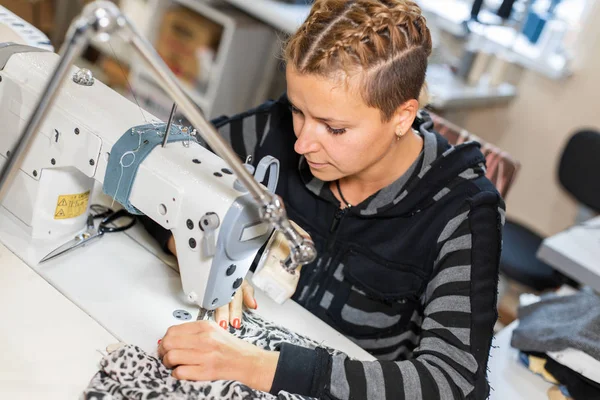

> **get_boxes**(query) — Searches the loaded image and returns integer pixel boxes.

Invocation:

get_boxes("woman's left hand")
[158,320,279,392]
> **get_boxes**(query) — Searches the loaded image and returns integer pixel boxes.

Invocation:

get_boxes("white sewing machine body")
[0,44,272,311]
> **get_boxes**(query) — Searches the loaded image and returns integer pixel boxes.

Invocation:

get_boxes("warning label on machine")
[54,191,90,220]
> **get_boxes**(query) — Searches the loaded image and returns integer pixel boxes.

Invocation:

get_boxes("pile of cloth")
[511,291,600,400]
[82,310,335,400]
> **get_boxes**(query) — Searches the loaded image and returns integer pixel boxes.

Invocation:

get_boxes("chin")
[308,167,338,182]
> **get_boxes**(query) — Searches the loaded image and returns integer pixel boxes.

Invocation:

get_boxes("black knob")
[226,264,236,276]
[233,277,243,289]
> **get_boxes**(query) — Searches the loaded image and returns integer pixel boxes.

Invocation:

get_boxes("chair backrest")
[429,112,521,200]
[559,129,600,213]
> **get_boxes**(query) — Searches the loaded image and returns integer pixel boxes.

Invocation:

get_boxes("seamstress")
[141,0,505,398]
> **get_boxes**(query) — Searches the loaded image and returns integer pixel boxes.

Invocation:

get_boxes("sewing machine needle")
[197,307,212,321]
[162,103,177,147]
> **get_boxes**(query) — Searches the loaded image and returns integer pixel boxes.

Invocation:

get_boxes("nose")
[294,120,321,155]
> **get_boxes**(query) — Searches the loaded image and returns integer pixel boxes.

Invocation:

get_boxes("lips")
[306,160,328,169]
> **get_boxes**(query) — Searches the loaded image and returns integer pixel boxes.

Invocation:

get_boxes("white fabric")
[547,348,600,384]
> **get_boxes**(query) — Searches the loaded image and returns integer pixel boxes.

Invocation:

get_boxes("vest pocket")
[325,248,425,339]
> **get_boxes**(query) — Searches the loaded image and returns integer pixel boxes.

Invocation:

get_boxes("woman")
[144,0,504,398]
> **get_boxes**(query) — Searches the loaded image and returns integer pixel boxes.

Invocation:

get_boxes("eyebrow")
[288,99,349,124]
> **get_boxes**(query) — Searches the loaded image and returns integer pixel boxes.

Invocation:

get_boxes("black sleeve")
[270,344,330,397]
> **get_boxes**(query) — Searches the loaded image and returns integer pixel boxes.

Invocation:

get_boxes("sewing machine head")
[0,34,272,311]
[0,2,316,311]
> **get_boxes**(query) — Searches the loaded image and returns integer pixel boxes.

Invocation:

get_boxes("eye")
[326,125,347,135]
[289,105,302,115]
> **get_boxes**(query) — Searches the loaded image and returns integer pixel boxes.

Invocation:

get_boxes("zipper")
[303,206,349,309]
[326,206,349,251]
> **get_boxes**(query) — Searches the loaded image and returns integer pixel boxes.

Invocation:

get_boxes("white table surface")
[488,321,552,400]
[538,216,600,293]
[0,206,374,359]
[2,232,552,400]
[0,200,555,399]
[0,198,380,399]
[0,242,118,400]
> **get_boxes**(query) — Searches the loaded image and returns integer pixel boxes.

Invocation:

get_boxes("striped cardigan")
[148,97,505,399]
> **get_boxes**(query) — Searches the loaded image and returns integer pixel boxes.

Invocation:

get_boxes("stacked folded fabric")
[511,291,600,400]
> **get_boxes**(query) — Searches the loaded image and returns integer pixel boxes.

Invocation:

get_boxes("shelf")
[128,65,211,121]
[427,64,517,110]
[418,0,506,38]
[221,0,310,34]
[217,0,572,81]
[469,23,571,80]
[420,0,571,80]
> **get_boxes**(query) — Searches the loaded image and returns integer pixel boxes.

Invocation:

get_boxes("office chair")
[500,129,600,291]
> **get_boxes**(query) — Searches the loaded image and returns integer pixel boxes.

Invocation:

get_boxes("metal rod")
[127,24,316,268]
[162,103,177,147]
[128,28,269,208]
[0,19,90,203]
[127,21,316,267]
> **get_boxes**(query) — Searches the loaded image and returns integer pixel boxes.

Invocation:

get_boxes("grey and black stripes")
[361,147,423,216]
[217,122,231,146]
[217,111,271,161]
[362,127,438,216]
[326,208,482,399]
[243,114,259,159]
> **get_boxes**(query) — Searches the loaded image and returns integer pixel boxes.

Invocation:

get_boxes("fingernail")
[219,320,228,330]
[157,339,162,345]
[253,299,258,309]
[233,318,241,329]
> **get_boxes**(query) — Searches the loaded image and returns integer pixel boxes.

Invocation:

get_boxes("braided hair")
[285,0,432,120]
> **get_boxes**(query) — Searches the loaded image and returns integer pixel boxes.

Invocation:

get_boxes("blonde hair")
[285,0,432,120]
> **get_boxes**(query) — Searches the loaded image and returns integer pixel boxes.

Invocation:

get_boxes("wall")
[444,1,600,237]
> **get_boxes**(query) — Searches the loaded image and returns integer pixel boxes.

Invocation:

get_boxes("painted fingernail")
[219,320,228,330]
[253,299,258,309]
[157,339,162,345]
[233,318,241,329]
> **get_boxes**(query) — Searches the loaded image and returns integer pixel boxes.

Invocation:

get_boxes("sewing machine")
[0,1,315,317]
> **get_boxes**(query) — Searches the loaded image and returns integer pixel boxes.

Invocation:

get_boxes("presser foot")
[197,307,214,321]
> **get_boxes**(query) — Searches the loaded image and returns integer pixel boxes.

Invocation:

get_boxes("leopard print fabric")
[83,311,338,400]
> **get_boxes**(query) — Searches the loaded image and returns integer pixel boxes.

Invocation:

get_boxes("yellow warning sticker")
[54,191,90,220]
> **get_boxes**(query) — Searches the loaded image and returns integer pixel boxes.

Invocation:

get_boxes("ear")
[391,99,419,137]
